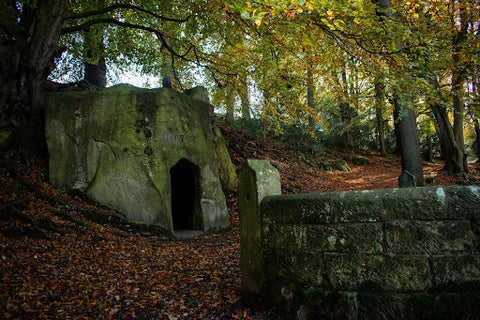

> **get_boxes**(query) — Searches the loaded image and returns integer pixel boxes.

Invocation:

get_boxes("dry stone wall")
[239,160,480,319]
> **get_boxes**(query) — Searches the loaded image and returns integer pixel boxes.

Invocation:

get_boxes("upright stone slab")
[45,85,230,235]
[239,159,281,293]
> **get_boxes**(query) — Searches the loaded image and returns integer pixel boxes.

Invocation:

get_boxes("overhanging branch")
[62,17,235,87]
[64,4,190,23]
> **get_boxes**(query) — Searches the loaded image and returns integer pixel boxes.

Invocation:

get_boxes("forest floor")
[1,123,479,320]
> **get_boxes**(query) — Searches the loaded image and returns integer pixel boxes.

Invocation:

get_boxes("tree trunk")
[431,103,468,174]
[307,66,316,133]
[0,0,67,155]
[375,0,423,186]
[375,77,387,156]
[392,105,401,156]
[84,55,106,88]
[447,0,469,176]
[161,58,173,88]
[474,119,480,163]
[83,0,107,88]
[425,132,433,163]
[239,77,250,120]
[394,96,424,187]
[450,59,469,175]
[161,38,174,89]
[225,90,234,123]
[340,101,355,149]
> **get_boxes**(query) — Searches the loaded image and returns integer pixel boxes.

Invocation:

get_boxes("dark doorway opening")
[170,158,201,231]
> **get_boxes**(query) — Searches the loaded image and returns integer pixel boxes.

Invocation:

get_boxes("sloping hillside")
[218,122,479,193]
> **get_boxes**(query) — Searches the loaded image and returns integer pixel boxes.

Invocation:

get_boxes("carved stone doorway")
[170,158,202,231]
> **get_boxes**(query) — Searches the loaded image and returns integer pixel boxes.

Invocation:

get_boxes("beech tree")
[1,0,67,154]
[0,0,237,156]
[230,0,479,180]
[227,0,424,184]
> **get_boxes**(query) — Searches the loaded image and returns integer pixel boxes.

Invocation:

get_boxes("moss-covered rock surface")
[45,85,229,234]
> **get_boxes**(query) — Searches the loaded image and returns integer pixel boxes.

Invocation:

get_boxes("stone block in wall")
[444,186,480,219]
[433,292,480,319]
[261,187,462,226]
[264,223,383,254]
[322,253,431,291]
[305,223,383,254]
[264,252,432,291]
[332,187,449,221]
[472,220,480,252]
[261,193,338,225]
[263,223,384,255]
[263,251,323,285]
[384,220,474,254]
[357,292,438,320]
[263,224,307,253]
[296,290,359,320]
[432,254,480,290]
[275,290,480,320]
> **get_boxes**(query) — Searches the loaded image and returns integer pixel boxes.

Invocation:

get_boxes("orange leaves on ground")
[1,161,255,319]
[2,125,479,319]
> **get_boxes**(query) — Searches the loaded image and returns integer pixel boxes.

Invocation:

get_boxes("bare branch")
[62,18,157,34]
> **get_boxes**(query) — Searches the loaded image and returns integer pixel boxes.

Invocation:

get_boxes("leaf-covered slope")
[1,124,479,320]
[219,122,479,194]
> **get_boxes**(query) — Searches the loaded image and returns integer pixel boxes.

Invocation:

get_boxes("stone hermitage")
[45,85,232,236]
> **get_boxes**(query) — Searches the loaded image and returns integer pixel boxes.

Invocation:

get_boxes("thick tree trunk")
[83,0,107,88]
[161,56,173,88]
[240,93,250,120]
[0,0,66,155]
[393,96,424,187]
[450,68,469,175]
[445,0,470,177]
[375,0,423,186]
[84,57,107,88]
[431,103,468,175]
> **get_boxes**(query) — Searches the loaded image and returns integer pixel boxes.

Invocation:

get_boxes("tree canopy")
[1,0,480,179]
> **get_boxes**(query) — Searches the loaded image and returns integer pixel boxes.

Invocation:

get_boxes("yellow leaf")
[327,9,334,19]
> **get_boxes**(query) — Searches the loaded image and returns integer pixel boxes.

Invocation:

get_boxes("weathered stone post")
[239,159,281,294]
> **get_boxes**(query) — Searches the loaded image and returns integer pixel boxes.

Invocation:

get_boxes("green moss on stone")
[46,85,229,233]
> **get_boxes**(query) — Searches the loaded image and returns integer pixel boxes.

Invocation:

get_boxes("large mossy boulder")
[45,84,230,234]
